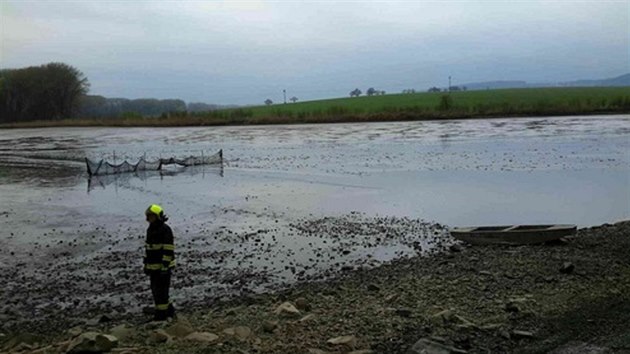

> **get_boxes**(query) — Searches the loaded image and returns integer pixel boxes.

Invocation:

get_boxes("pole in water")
[113,150,116,165]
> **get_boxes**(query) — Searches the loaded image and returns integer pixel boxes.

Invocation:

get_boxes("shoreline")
[3,220,630,353]
[1,110,629,130]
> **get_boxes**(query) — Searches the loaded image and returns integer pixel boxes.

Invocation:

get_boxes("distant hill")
[462,80,529,90]
[562,73,630,87]
[462,73,630,91]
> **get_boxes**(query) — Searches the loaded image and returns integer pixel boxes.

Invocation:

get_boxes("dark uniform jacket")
[144,221,176,273]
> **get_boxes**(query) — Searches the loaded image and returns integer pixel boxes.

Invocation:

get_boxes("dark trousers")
[150,271,175,320]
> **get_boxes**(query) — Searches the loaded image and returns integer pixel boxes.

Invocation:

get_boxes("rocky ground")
[2,221,630,354]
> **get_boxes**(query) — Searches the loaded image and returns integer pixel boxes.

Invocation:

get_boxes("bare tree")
[290,96,298,103]
[264,99,273,106]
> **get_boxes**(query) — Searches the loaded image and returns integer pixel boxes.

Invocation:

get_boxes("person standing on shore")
[144,204,176,321]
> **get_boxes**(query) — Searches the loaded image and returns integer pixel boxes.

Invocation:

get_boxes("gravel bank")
[2,221,630,353]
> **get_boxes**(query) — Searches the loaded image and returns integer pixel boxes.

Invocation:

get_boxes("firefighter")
[144,204,176,321]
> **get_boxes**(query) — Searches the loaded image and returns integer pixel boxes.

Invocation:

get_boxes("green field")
[214,86,630,122]
[177,86,630,126]
[2,87,630,128]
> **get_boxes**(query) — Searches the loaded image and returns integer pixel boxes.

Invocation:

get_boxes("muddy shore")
[2,221,630,353]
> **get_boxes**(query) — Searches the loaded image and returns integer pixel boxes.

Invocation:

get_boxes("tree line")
[0,63,89,123]
[349,87,386,97]
[0,62,234,123]
[79,95,187,118]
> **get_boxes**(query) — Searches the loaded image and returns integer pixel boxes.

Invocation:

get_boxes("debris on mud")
[2,221,630,353]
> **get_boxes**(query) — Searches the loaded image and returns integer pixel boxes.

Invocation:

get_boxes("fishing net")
[87,164,224,191]
[86,150,222,176]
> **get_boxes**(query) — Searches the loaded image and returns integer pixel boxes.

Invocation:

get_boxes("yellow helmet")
[145,204,164,218]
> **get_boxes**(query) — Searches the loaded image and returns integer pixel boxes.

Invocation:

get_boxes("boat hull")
[450,224,577,245]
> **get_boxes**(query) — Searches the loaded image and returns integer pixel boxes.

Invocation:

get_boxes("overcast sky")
[1,1,628,105]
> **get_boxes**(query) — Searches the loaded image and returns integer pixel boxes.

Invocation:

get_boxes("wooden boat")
[450,224,577,245]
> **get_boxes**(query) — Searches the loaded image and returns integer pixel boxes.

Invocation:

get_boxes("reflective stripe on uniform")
[160,260,176,271]
[162,255,173,261]
[146,243,175,251]
[156,303,169,310]
[144,263,162,270]
[145,243,162,250]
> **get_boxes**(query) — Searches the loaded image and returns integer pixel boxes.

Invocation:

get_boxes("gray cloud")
[1,1,628,104]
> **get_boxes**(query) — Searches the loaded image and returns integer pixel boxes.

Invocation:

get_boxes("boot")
[167,303,176,320]
[153,310,168,321]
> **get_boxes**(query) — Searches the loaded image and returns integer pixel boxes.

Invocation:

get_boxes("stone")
[225,307,239,316]
[184,332,219,343]
[86,315,112,327]
[550,341,609,354]
[327,335,357,347]
[385,294,398,302]
[367,284,381,292]
[560,262,575,274]
[452,315,475,327]
[4,333,43,350]
[480,324,502,331]
[348,351,374,354]
[504,302,521,313]
[56,339,72,352]
[150,329,172,343]
[430,309,454,325]
[307,349,328,354]
[96,335,118,350]
[299,314,316,322]
[66,332,118,353]
[396,308,413,317]
[429,336,447,344]
[68,327,83,337]
[407,338,466,354]
[223,326,252,340]
[512,330,534,339]
[295,297,311,311]
[274,302,300,316]
[28,344,55,354]
[109,324,134,341]
[499,330,511,340]
[262,320,278,333]
[11,343,34,352]
[165,321,194,338]
[449,244,463,252]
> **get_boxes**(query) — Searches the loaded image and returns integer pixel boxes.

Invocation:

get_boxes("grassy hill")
[243,86,629,117]
[2,87,629,128]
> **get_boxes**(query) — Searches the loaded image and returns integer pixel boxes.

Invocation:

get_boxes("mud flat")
[2,221,630,353]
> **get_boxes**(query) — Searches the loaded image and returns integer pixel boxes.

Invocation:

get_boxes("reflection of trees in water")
[87,165,224,193]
